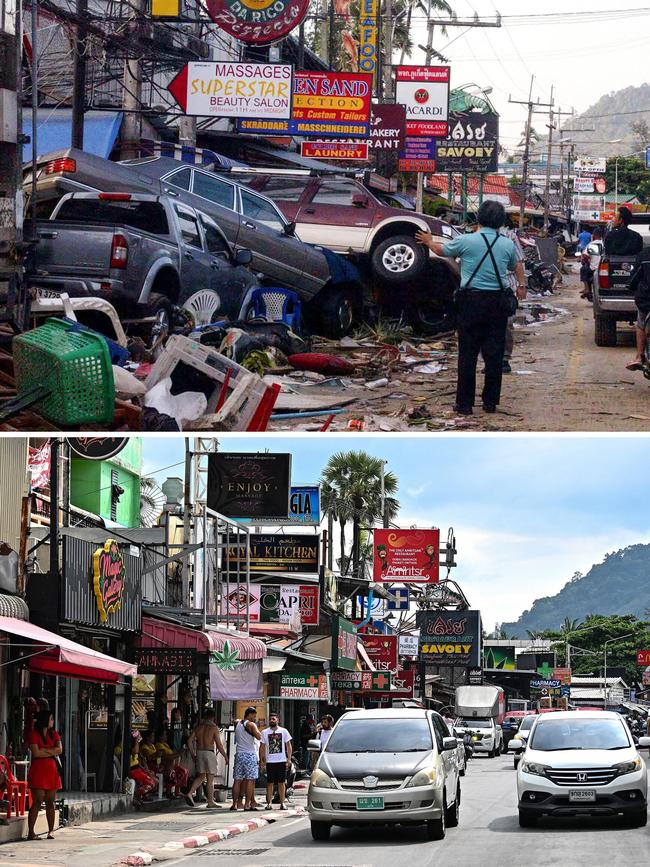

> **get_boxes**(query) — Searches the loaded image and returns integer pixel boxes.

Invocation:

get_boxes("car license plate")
[34,287,63,299]
[612,270,629,277]
[568,789,596,802]
[356,796,384,810]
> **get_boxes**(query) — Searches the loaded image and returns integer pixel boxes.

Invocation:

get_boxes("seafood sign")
[168,62,292,119]
[372,528,440,583]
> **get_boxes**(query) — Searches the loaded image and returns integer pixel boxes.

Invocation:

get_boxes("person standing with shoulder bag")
[417,200,526,415]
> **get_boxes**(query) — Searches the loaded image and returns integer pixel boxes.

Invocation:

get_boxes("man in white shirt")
[318,714,334,748]
[260,712,292,811]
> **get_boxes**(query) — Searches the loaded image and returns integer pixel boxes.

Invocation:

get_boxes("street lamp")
[603,633,634,707]
[563,622,603,667]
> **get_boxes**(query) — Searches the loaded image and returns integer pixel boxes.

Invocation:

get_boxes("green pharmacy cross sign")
[537,661,554,679]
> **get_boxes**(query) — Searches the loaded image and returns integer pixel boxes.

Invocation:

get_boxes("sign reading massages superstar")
[205,0,310,45]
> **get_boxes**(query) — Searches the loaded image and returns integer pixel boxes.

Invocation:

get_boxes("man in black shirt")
[604,207,643,256]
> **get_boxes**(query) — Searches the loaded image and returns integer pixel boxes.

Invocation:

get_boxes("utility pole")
[509,76,553,229]
[120,0,145,160]
[538,94,572,235]
[71,0,87,149]
[0,0,23,300]
[383,0,393,99]
[415,10,436,213]
[178,0,200,149]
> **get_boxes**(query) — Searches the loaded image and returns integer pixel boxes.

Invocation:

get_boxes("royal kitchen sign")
[168,62,292,119]
[417,609,481,666]
[225,534,319,574]
[220,583,320,625]
[205,0,309,45]
[373,528,440,583]
[395,66,450,137]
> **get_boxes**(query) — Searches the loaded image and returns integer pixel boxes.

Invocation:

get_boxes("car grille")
[332,801,411,811]
[545,767,619,787]
[337,779,404,791]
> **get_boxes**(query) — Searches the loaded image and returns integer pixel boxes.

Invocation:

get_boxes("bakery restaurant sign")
[92,539,126,623]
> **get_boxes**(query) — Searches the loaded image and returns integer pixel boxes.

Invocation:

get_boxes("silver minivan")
[307,708,461,841]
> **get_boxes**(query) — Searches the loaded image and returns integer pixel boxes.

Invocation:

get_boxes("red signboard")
[301,141,369,161]
[637,650,650,666]
[298,585,320,626]
[373,529,440,583]
[293,71,372,127]
[205,0,309,45]
[552,667,572,686]
[374,668,415,702]
[395,66,450,138]
[361,635,398,673]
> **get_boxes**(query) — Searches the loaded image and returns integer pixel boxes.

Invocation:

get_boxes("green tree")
[560,617,582,635]
[604,156,650,205]
[321,451,399,578]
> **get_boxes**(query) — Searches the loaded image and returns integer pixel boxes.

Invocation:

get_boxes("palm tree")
[560,617,582,635]
[321,451,399,578]
[526,629,544,640]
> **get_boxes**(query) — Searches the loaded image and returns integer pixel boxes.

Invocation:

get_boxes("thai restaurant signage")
[417,610,482,666]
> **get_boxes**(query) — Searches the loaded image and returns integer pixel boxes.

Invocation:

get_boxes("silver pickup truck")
[26,191,258,332]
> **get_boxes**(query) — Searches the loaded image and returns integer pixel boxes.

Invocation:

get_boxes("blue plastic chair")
[250,287,302,333]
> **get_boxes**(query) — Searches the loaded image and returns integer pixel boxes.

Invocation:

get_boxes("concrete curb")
[122,807,306,865]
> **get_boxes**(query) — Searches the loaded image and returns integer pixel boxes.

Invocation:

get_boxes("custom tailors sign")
[205,0,309,45]
[207,452,291,518]
[373,528,440,582]
[417,610,482,666]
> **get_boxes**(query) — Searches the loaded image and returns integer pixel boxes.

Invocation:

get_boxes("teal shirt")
[442,227,519,291]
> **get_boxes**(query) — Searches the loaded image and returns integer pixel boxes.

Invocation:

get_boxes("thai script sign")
[417,610,481,666]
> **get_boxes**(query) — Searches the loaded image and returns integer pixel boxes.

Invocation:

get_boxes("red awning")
[0,616,137,684]
[139,616,267,660]
[249,623,299,639]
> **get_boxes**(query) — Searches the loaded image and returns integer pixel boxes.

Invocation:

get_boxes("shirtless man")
[185,709,228,808]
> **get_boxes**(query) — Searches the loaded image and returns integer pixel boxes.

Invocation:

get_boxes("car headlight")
[520,761,548,777]
[310,769,336,789]
[614,757,643,776]
[406,768,438,788]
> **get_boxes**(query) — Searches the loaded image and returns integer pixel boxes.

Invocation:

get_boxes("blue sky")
[142,435,650,631]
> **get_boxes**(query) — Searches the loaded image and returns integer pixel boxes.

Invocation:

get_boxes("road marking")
[282,818,306,827]
[566,308,584,385]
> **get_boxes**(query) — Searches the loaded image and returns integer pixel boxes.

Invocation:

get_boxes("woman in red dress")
[26,710,62,840]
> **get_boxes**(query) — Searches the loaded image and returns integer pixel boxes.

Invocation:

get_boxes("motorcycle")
[527,260,555,294]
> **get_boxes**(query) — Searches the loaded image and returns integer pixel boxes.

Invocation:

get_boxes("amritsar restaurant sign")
[207,452,291,519]
[373,528,440,583]
[225,534,319,574]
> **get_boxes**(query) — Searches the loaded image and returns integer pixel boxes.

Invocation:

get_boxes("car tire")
[460,759,466,777]
[627,807,648,828]
[514,756,520,769]
[445,785,461,827]
[317,287,355,339]
[518,810,536,828]
[426,807,446,841]
[146,292,173,358]
[310,821,331,841]
[371,234,428,286]
[594,313,618,347]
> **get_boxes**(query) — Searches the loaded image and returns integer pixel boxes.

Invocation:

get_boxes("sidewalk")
[0,793,307,867]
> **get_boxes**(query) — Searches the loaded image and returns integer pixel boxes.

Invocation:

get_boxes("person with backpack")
[416,200,527,415]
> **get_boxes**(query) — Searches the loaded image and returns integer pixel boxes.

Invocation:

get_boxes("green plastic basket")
[13,318,115,426]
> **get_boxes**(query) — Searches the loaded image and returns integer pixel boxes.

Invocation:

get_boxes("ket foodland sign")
[168,62,292,119]
[225,533,319,574]
[220,582,320,625]
[205,0,309,45]
[92,539,126,623]
[301,141,369,161]
[280,672,329,700]
[395,66,450,138]
[373,528,440,583]
[331,670,392,692]
[207,452,291,519]
[360,634,398,673]
[238,71,372,137]
[417,609,481,666]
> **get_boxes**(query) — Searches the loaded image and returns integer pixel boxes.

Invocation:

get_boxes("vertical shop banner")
[373,529,440,583]
[361,634,398,673]
[417,609,481,666]
[332,616,357,670]
[210,647,263,700]
[28,442,50,489]
[358,0,379,81]
[395,66,450,137]
[207,452,291,518]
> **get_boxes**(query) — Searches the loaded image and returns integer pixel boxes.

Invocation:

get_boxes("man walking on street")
[261,712,292,811]
[231,706,262,812]
[185,708,228,809]
[318,714,335,748]
[417,200,527,415]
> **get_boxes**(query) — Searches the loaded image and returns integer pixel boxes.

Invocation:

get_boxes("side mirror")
[508,739,524,752]
[351,193,368,208]
[235,248,253,266]
[283,221,296,236]
[307,738,322,751]
[442,737,458,751]
[638,736,650,748]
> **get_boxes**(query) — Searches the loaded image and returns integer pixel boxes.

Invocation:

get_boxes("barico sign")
[417,610,481,666]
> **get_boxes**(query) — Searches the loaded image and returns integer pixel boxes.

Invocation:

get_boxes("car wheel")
[445,784,460,828]
[514,757,520,770]
[147,292,173,359]
[426,806,446,840]
[594,313,617,347]
[518,810,536,828]
[371,234,428,286]
[310,821,331,841]
[460,759,466,777]
[626,807,648,828]
[316,287,355,339]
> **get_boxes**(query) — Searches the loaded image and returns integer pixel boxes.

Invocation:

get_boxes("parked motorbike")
[527,260,555,294]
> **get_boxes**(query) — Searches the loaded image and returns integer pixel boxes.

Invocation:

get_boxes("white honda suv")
[516,710,648,827]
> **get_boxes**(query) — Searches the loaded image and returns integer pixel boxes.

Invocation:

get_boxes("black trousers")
[456,291,509,409]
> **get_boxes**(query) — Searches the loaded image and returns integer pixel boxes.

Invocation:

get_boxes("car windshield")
[457,719,491,728]
[325,718,432,753]
[518,716,536,732]
[529,718,630,751]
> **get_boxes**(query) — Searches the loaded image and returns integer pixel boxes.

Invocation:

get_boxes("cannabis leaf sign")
[211,641,241,671]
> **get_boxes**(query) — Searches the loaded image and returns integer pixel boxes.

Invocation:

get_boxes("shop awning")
[0,616,136,684]
[139,615,266,660]
[23,109,123,162]
[249,623,300,639]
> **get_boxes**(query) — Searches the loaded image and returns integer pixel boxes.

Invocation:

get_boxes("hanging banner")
[28,442,50,489]
[207,453,291,518]
[395,66,450,137]
[436,99,499,174]
[209,651,263,700]
[280,672,330,700]
[332,616,357,670]
[358,0,379,80]
[373,529,440,583]
[361,634,398,673]
[301,141,369,161]
[204,0,309,45]
[168,62,293,119]
[417,610,481,666]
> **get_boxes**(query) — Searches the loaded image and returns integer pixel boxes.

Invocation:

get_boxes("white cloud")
[407,485,427,498]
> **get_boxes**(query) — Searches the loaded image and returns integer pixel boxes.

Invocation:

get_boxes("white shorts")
[196,750,219,775]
